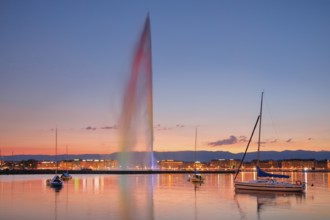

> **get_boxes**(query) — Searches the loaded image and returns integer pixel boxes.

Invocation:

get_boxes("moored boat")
[61,145,72,181]
[61,172,72,180]
[47,175,63,188]
[234,92,305,192]
[188,173,204,183]
[188,128,204,183]
[234,180,305,192]
[47,128,63,187]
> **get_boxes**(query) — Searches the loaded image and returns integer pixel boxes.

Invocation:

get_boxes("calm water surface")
[0,172,329,220]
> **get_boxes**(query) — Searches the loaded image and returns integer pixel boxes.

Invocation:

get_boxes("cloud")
[155,126,172,131]
[264,138,278,143]
[101,125,117,130]
[238,136,248,143]
[83,125,118,131]
[85,126,97,131]
[257,138,279,145]
[270,138,278,143]
[208,135,238,147]
[154,124,184,131]
[286,138,293,143]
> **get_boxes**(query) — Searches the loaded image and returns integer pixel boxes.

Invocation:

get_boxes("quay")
[0,169,236,175]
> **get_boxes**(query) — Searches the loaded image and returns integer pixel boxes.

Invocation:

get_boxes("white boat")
[47,128,63,187]
[235,168,305,192]
[234,92,305,192]
[188,173,204,183]
[188,128,204,183]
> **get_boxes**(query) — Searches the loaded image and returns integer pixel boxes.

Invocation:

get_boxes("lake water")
[0,172,329,220]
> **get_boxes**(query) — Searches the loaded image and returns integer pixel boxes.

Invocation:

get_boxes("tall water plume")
[118,15,154,169]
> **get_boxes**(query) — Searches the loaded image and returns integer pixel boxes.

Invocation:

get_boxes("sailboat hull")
[50,181,63,188]
[47,175,63,188]
[234,180,305,192]
[61,176,72,181]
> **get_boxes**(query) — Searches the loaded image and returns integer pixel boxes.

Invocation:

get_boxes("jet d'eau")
[117,15,155,170]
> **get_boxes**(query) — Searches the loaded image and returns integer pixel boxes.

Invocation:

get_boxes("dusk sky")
[1,0,329,155]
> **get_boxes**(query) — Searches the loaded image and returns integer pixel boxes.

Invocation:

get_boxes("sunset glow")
[0,1,329,156]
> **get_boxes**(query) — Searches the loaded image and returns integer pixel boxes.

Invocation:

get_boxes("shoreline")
[0,169,236,175]
[1,169,329,175]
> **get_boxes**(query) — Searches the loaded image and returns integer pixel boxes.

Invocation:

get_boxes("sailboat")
[47,128,63,188]
[188,127,204,183]
[61,145,72,180]
[234,92,305,192]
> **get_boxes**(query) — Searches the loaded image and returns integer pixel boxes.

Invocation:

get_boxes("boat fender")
[296,180,302,185]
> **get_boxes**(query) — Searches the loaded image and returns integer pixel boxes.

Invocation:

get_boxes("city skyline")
[1,1,329,155]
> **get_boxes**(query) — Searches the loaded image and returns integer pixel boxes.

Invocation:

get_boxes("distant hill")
[2,150,330,162]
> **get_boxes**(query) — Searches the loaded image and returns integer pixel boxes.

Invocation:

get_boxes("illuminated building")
[37,161,57,169]
[77,159,118,170]
[258,160,280,169]
[210,159,240,170]
[158,160,184,170]
[281,159,317,170]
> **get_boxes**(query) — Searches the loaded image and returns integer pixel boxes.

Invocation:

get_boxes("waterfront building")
[58,160,74,170]
[315,160,329,170]
[281,159,317,170]
[37,161,57,170]
[258,160,281,169]
[158,160,184,170]
[210,159,240,170]
[79,159,118,170]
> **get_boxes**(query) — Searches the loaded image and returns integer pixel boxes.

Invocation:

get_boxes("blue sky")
[0,0,329,154]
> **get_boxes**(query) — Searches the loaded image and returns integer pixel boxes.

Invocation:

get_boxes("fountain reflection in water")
[119,175,154,220]
[118,15,155,170]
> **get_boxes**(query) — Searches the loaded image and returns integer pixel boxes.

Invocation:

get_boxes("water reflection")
[192,181,202,220]
[54,188,59,220]
[50,185,63,192]
[1,173,330,220]
[235,189,305,219]
[70,175,155,220]
[120,175,155,220]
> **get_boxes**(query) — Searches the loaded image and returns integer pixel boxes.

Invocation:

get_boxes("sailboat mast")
[55,128,58,174]
[66,145,68,173]
[194,127,197,171]
[234,115,260,181]
[257,92,264,167]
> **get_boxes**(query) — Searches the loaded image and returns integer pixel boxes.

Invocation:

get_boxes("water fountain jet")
[118,15,155,170]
